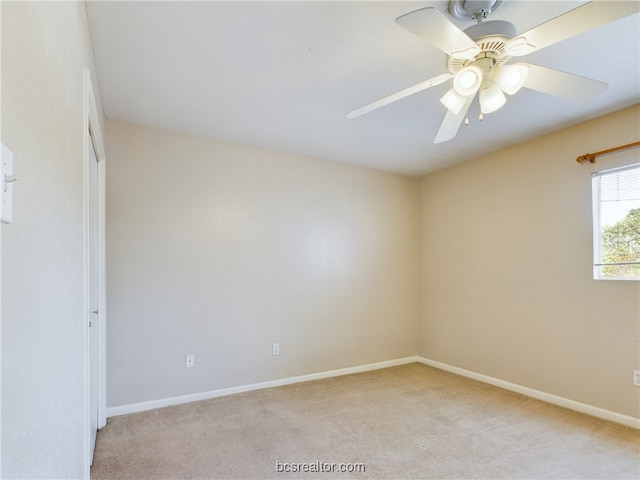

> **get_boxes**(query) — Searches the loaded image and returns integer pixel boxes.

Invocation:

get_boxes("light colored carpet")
[91,363,639,479]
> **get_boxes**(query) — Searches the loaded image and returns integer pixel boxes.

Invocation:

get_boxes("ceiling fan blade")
[434,94,474,144]
[346,73,453,119]
[520,63,607,101]
[506,1,640,56]
[396,7,480,60]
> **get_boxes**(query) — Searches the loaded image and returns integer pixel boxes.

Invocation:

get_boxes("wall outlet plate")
[633,370,640,387]
[272,343,280,356]
[185,354,195,368]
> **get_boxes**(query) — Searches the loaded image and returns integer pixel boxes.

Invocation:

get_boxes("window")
[592,164,640,280]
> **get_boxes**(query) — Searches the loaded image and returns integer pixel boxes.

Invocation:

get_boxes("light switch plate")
[1,143,15,224]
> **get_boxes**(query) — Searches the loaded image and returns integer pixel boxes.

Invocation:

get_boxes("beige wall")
[1,1,104,478]
[108,107,639,419]
[418,105,640,418]
[1,4,637,477]
[106,119,418,408]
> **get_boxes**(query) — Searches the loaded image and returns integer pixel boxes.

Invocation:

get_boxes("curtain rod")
[576,141,640,164]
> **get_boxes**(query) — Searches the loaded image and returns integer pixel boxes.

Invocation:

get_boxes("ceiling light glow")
[479,84,506,114]
[459,71,477,89]
[453,66,482,96]
[493,64,529,95]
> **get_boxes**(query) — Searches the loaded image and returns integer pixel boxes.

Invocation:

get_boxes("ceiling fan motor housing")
[446,20,516,80]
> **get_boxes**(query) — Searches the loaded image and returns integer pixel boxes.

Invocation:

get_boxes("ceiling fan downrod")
[449,0,504,23]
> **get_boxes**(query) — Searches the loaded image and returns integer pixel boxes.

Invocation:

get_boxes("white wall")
[1,2,104,478]
[418,105,640,419]
[106,120,418,408]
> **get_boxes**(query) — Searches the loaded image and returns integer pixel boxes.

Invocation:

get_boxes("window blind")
[592,163,640,280]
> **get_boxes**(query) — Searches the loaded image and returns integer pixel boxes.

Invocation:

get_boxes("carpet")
[91,363,639,479]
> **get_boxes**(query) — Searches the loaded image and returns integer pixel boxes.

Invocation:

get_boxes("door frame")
[83,67,106,470]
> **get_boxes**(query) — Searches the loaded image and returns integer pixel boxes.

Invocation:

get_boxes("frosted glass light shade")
[453,66,482,96]
[493,64,529,95]
[440,88,467,114]
[479,84,506,113]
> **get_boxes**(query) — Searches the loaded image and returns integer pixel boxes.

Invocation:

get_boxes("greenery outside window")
[592,163,640,280]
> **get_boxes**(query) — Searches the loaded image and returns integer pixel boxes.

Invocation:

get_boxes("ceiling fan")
[346,0,639,143]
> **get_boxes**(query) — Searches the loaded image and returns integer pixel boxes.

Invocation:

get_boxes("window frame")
[591,163,640,281]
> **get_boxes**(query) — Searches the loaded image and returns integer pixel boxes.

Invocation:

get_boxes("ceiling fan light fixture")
[479,84,506,114]
[493,64,529,95]
[453,66,482,96]
[440,88,467,114]
[351,1,632,143]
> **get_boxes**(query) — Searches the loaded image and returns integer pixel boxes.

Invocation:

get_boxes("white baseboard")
[107,355,639,429]
[417,356,640,429]
[106,356,419,418]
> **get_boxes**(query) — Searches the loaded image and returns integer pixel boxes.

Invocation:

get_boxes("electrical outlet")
[272,343,280,356]
[185,354,195,368]
[633,370,640,387]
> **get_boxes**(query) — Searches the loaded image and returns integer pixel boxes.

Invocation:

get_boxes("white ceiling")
[85,1,640,176]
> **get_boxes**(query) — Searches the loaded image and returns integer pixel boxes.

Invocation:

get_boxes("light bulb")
[479,84,506,114]
[459,71,477,89]
[453,66,482,96]
[493,64,528,95]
